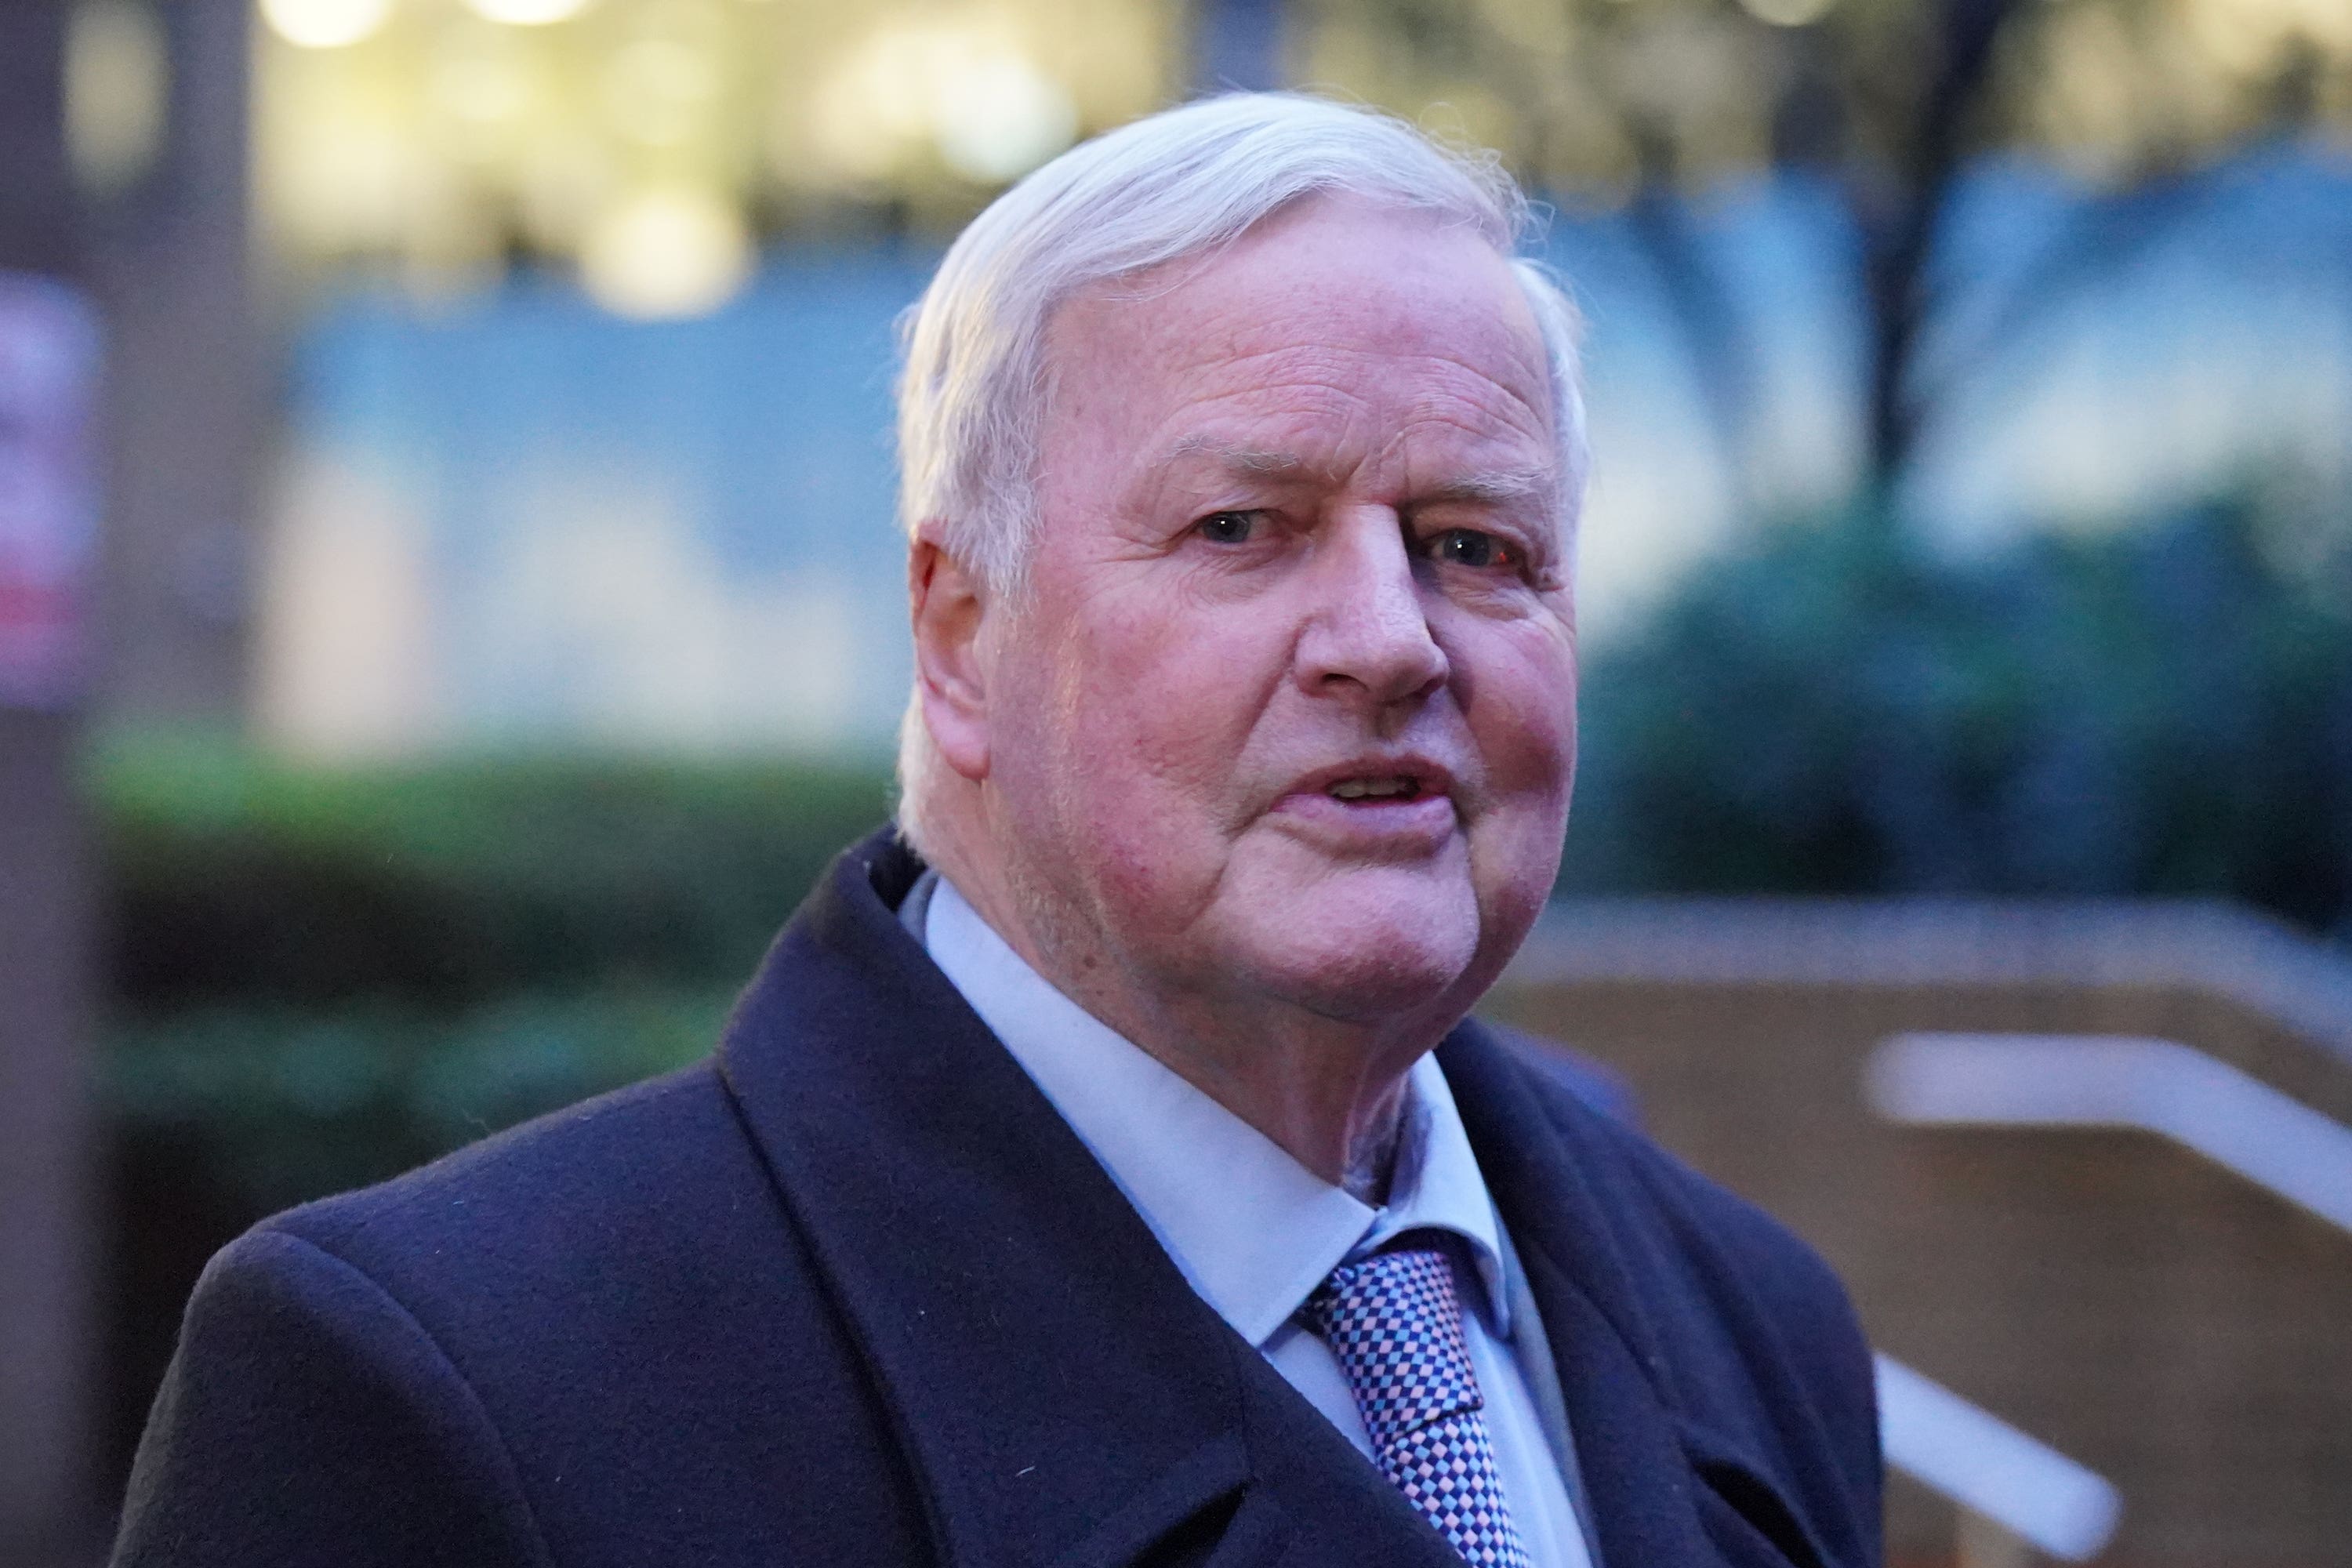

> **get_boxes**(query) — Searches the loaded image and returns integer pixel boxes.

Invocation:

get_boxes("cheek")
[1049,596,1286,815]
[1035,662,1243,938]
[1464,621,1579,801]
[1459,624,1577,937]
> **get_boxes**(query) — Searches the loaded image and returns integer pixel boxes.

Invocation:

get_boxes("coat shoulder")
[265,1059,752,1282]
[235,1058,823,1440]
[132,1051,935,1567]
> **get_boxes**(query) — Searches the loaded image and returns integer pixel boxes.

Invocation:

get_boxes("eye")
[1426,528,1521,571]
[1195,510,1265,545]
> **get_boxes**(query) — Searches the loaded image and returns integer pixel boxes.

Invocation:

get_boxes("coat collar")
[717,830,1808,1568]
[1439,1032,1847,1568]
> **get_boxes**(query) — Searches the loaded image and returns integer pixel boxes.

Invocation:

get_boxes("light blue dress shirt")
[916,873,1597,1568]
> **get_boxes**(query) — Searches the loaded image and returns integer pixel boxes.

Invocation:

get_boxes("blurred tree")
[1290,0,2352,491]
[1565,492,2352,940]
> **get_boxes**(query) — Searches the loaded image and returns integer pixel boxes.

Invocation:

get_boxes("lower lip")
[1272,790,1459,852]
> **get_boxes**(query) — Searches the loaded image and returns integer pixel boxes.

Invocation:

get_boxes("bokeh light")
[260,0,392,50]
[577,183,752,318]
[1736,0,1836,29]
[812,14,1078,184]
[466,0,593,26]
[601,38,720,147]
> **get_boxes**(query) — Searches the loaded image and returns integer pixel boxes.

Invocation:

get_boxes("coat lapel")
[716,834,1462,1568]
[1441,1023,1833,1568]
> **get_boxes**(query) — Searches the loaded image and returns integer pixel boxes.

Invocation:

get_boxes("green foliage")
[93,739,895,1009]
[105,986,733,1210]
[90,742,890,1208]
[1564,497,2352,940]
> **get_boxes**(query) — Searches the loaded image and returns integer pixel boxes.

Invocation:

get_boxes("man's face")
[979,195,1577,1032]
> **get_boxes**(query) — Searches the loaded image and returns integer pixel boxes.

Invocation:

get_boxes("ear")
[908,528,993,784]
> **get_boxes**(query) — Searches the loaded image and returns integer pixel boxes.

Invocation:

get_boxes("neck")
[924,834,1438,1196]
[1105,996,1422,1196]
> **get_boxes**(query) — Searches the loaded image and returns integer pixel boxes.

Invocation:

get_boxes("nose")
[1294,508,1450,710]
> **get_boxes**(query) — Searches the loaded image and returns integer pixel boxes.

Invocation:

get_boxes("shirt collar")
[921,873,1510,1347]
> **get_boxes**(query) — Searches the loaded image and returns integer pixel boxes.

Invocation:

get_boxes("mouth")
[1274,760,1461,852]
[1298,755,1455,805]
[1327,775,1429,803]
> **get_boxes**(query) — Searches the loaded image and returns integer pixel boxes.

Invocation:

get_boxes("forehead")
[1038,197,1555,499]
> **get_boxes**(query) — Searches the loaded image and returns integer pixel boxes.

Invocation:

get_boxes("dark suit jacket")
[114,830,1882,1568]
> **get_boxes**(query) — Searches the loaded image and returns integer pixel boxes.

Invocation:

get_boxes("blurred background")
[2,0,2348,1563]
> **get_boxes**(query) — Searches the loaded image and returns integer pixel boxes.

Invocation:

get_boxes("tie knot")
[1304,1244,1484,1446]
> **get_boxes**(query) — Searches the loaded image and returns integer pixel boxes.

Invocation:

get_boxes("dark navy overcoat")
[114,831,1882,1568]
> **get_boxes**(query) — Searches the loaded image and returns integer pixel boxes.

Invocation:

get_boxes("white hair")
[894,91,1589,852]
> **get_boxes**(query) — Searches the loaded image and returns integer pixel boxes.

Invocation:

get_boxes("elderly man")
[114,96,1880,1568]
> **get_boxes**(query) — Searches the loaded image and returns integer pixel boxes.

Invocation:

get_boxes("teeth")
[1330,777,1419,800]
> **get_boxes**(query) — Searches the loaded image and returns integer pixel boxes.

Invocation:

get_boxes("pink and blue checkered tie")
[1305,1244,1533,1568]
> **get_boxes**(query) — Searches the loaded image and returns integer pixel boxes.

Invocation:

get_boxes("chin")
[1229,869,1487,1023]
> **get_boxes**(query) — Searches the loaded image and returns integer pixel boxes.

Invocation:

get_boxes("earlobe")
[909,531,993,783]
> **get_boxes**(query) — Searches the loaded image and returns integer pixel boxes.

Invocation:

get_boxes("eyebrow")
[1163,436,1307,476]
[1417,466,1557,508]
[1161,437,1555,506]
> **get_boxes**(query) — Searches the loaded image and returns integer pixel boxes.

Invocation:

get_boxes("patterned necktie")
[1304,1243,1534,1568]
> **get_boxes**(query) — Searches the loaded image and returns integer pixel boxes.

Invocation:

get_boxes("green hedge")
[104,985,734,1210]
[1565,496,2352,941]
[92,743,893,1209]
[96,740,895,1010]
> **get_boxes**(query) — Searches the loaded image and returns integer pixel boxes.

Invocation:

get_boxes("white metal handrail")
[1867,1033,2352,1235]
[1875,1355,2122,1561]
